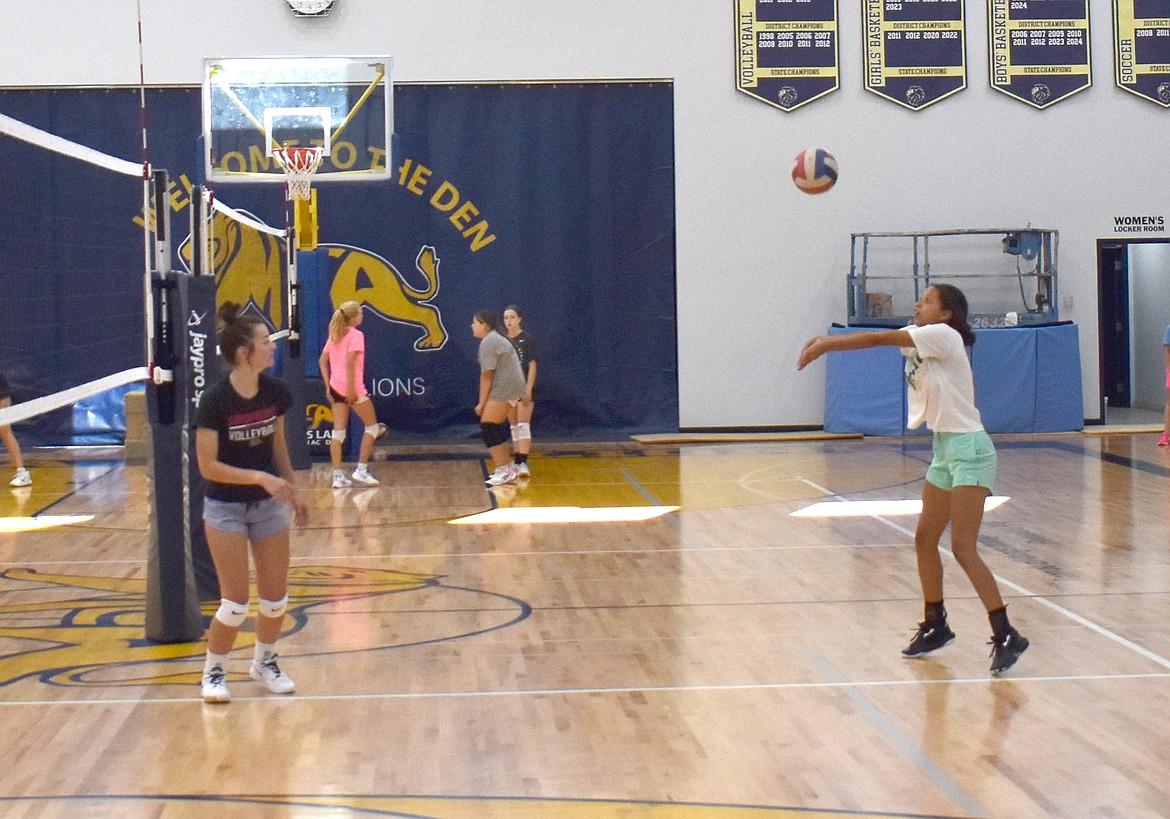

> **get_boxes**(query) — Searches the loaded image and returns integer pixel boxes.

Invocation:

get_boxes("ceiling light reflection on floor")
[791,497,1009,518]
[0,515,95,533]
[451,506,680,525]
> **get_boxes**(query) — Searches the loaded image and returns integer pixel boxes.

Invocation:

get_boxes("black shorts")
[0,372,11,401]
[328,386,371,406]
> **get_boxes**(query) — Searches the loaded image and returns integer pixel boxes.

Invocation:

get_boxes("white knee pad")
[258,596,288,619]
[215,598,249,628]
[513,422,531,441]
[331,429,347,444]
[363,422,384,439]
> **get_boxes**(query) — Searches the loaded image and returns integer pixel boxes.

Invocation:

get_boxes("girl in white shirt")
[798,284,1028,675]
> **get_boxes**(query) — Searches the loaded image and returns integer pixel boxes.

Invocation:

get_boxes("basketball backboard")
[202,56,393,184]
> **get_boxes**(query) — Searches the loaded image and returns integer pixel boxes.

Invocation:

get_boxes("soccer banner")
[988,0,1091,108]
[1113,0,1170,107]
[735,0,840,111]
[864,0,967,109]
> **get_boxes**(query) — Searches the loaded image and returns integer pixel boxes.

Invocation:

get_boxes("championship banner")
[1113,0,1170,107]
[736,0,840,111]
[988,0,1091,108]
[864,0,967,109]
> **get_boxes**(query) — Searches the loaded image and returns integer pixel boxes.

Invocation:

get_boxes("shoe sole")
[202,691,231,704]
[990,637,1029,675]
[901,634,956,657]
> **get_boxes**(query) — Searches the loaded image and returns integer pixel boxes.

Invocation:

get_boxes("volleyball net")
[0,110,294,442]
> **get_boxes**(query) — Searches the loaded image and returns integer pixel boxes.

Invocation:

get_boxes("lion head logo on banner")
[180,210,447,351]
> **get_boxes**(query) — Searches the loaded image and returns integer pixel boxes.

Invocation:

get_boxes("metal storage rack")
[847,228,1059,328]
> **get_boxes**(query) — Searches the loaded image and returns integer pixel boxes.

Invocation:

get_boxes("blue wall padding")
[824,324,1082,435]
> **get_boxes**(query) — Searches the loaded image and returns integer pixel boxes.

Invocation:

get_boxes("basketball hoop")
[272,146,324,201]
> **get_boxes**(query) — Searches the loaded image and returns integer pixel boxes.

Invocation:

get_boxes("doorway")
[1097,238,1170,422]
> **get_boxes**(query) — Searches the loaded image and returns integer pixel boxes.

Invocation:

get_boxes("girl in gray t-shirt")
[471,311,525,485]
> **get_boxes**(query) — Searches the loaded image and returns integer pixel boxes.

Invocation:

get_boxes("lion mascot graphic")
[182,209,447,351]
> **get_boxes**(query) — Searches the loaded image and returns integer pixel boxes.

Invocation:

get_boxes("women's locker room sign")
[735,0,840,111]
[988,0,1092,108]
[863,0,967,109]
[1113,0,1170,106]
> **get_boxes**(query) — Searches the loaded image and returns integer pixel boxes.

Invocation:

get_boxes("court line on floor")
[2,670,1168,708]
[799,477,1170,672]
[812,653,987,818]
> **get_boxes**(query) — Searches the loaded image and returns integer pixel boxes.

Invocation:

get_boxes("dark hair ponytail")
[933,283,976,347]
[217,301,267,366]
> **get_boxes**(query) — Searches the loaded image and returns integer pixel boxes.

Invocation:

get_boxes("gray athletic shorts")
[203,496,291,540]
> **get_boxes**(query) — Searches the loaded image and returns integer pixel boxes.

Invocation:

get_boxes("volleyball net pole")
[143,169,218,644]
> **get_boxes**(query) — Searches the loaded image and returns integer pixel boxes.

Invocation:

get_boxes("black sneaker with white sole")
[989,628,1029,675]
[902,620,956,657]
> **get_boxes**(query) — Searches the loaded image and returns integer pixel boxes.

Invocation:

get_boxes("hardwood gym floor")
[1,432,1168,818]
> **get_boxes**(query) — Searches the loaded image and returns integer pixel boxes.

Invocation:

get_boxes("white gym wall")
[6,0,1165,427]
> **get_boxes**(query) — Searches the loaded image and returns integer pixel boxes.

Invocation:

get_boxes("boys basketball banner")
[0,83,678,444]
[1113,0,1170,107]
[988,0,1091,108]
[864,0,967,109]
[735,0,840,110]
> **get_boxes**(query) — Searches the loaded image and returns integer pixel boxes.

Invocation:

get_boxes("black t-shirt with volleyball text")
[195,373,291,503]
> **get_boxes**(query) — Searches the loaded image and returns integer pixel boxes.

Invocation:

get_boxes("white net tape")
[210,199,286,237]
[273,147,324,201]
[0,368,150,428]
[0,112,141,176]
[0,325,291,429]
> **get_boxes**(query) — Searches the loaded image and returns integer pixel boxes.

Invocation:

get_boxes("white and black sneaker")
[250,653,296,694]
[9,468,31,487]
[332,469,353,489]
[352,464,379,486]
[485,465,519,486]
[201,665,231,703]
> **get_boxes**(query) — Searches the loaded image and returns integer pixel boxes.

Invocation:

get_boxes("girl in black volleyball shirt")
[503,305,538,477]
[195,303,308,703]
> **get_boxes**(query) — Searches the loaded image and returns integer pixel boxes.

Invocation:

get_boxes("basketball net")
[272,146,324,201]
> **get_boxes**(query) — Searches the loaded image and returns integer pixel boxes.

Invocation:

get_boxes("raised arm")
[797,328,915,370]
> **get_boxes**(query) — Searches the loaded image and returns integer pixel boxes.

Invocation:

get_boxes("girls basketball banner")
[988,0,1091,108]
[735,0,840,111]
[864,0,967,109]
[1113,0,1170,107]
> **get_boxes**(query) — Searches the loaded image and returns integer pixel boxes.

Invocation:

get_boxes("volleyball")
[791,148,838,194]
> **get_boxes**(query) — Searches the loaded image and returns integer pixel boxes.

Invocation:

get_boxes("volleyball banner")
[0,83,678,444]
[1113,0,1170,107]
[864,0,968,109]
[735,0,840,111]
[988,0,1092,108]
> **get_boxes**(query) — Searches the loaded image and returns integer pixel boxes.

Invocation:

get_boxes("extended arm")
[797,328,915,370]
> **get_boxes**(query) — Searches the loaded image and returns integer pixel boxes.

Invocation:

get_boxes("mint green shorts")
[926,431,996,492]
